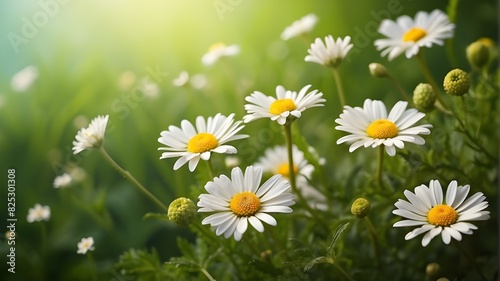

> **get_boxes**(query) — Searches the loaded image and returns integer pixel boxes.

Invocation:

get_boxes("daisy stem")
[330,261,355,281]
[98,147,169,212]
[415,53,452,114]
[387,74,412,103]
[332,68,347,108]
[453,240,489,281]
[200,267,216,281]
[364,217,382,271]
[190,221,243,273]
[376,146,385,190]
[283,123,329,231]
[206,158,216,180]
[87,252,98,281]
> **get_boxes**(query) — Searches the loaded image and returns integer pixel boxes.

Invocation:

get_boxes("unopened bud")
[413,83,436,112]
[426,262,441,278]
[443,69,470,96]
[466,41,489,70]
[167,197,196,226]
[369,63,389,78]
[351,198,371,218]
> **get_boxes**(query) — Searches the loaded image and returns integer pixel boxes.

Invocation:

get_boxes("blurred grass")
[0,0,498,280]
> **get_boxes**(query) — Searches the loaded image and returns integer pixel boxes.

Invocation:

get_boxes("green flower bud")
[436,278,449,281]
[167,197,196,226]
[443,69,471,96]
[351,198,371,218]
[368,63,389,78]
[466,41,490,70]
[426,262,441,278]
[413,83,436,112]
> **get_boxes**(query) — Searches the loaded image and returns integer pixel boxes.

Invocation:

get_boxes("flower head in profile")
[305,36,353,68]
[198,166,294,241]
[27,204,50,223]
[202,42,240,66]
[393,180,489,246]
[11,65,38,92]
[158,113,248,172]
[335,99,432,156]
[72,115,109,155]
[254,145,326,209]
[281,13,318,40]
[53,173,72,188]
[77,237,95,254]
[374,9,455,60]
[244,85,325,125]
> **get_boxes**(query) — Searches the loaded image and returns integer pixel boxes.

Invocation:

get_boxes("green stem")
[200,267,216,281]
[99,147,168,211]
[453,241,488,281]
[40,222,48,259]
[87,252,98,281]
[415,53,451,113]
[331,261,355,281]
[376,146,385,190]
[283,124,330,231]
[332,68,347,108]
[364,217,382,271]
[388,75,411,103]
[206,158,216,180]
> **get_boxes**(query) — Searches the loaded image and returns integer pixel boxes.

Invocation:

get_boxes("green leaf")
[304,256,329,272]
[326,222,350,259]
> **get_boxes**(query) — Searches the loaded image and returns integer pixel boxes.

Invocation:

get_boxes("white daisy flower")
[281,13,318,40]
[243,85,325,125]
[172,71,190,87]
[255,145,326,210]
[190,74,208,90]
[11,65,38,92]
[305,35,354,68]
[393,180,490,247]
[374,9,455,61]
[198,166,294,241]
[158,113,248,172]
[202,42,240,66]
[335,99,432,156]
[27,204,50,223]
[77,237,95,254]
[53,173,72,188]
[72,115,109,155]
[139,77,160,98]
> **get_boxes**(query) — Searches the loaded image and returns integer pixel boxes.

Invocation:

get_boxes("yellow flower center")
[230,192,261,217]
[269,99,297,115]
[403,27,427,42]
[277,163,299,178]
[366,119,399,139]
[427,204,458,226]
[187,133,218,153]
[208,42,226,52]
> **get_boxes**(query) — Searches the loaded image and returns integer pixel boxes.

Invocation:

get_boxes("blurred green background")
[0,0,497,280]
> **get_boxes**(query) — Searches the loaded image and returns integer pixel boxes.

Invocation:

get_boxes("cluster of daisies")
[62,8,489,248]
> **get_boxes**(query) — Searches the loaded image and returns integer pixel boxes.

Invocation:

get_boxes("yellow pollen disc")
[403,27,427,42]
[427,204,458,226]
[208,42,226,52]
[277,163,299,178]
[230,192,261,217]
[366,119,399,139]
[269,99,297,115]
[187,133,218,153]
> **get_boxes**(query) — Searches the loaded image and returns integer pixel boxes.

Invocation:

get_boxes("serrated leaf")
[176,237,197,261]
[304,256,329,272]
[326,222,350,259]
